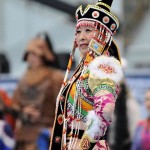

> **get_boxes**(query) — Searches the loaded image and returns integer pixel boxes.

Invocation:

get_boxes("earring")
[74,40,78,48]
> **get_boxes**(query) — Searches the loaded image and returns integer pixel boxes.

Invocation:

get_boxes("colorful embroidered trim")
[93,84,116,96]
[68,95,91,118]
[68,83,93,116]
[80,134,91,149]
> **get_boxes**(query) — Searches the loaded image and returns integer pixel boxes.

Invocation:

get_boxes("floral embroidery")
[99,64,115,74]
[93,93,115,137]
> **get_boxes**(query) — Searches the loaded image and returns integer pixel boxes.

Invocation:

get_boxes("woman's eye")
[86,29,92,32]
[76,30,81,34]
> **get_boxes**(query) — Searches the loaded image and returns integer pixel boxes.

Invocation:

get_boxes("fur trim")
[88,56,123,83]
[85,110,101,141]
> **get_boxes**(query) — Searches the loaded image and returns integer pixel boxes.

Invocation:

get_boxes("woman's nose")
[79,31,86,41]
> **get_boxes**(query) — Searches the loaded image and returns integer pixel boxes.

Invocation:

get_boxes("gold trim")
[88,39,104,55]
[80,134,97,149]
[83,4,91,14]
[75,4,119,28]
[96,2,111,10]
[80,134,91,149]
[75,5,82,15]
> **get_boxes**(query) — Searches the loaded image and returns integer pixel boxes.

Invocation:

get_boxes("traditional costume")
[50,0,123,149]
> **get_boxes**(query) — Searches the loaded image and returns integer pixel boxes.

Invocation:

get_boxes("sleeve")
[80,55,123,149]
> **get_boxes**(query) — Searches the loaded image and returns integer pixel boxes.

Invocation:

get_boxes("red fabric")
[0,89,16,130]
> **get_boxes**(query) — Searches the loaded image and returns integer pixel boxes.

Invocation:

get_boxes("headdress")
[76,0,119,35]
[75,0,121,61]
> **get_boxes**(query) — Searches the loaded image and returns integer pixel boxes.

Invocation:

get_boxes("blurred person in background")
[12,33,64,150]
[0,89,15,150]
[132,88,150,150]
[50,0,123,149]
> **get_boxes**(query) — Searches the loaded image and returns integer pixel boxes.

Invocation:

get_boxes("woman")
[12,33,64,150]
[132,89,150,150]
[50,0,123,149]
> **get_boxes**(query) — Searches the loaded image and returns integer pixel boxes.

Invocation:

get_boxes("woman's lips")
[79,43,88,48]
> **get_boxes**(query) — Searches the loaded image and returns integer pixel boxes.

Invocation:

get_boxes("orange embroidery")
[81,136,91,149]
[99,64,115,74]
[84,53,94,65]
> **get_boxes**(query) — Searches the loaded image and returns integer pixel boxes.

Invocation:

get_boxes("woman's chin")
[80,49,89,56]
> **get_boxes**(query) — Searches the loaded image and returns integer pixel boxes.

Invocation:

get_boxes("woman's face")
[27,52,43,69]
[76,26,98,57]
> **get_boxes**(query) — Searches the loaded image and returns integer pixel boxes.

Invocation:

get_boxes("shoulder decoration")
[88,55,123,83]
[85,110,102,141]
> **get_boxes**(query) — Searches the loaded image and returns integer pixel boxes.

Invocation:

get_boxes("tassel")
[55,41,76,112]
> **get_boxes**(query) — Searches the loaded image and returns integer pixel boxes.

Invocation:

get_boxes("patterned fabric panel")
[67,82,94,122]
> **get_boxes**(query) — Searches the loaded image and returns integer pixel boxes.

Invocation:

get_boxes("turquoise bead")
[94,43,99,49]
